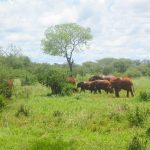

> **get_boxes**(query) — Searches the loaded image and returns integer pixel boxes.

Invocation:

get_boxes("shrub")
[0,95,5,110]
[139,91,150,102]
[127,134,147,150]
[128,107,145,127]
[15,104,29,117]
[37,68,75,95]
[61,83,75,96]
[0,78,13,98]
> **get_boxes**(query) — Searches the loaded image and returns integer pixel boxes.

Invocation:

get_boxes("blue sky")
[0,0,150,64]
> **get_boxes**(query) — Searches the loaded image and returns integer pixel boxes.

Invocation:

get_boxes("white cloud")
[0,0,149,64]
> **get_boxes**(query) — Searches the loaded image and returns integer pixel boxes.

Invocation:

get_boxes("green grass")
[0,77,150,150]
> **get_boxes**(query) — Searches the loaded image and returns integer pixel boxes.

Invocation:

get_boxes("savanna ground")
[0,77,150,150]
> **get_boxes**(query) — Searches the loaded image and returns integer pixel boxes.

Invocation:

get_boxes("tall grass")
[0,77,150,150]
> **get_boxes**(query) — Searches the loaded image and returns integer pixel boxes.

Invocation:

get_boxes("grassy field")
[0,77,150,150]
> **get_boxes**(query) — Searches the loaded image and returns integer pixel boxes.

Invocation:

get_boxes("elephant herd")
[76,75,134,98]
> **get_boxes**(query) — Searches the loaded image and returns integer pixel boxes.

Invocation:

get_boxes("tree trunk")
[68,62,73,74]
[66,58,73,75]
[65,52,74,75]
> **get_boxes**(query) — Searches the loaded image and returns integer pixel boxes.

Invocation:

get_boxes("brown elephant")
[89,75,116,81]
[89,75,103,81]
[101,75,117,81]
[110,78,134,97]
[66,75,76,85]
[77,81,93,92]
[90,80,113,94]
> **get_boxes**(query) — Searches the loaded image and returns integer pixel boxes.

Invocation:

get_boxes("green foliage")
[37,68,74,95]
[15,104,30,117]
[42,23,92,56]
[139,91,150,102]
[128,107,145,127]
[61,83,75,96]
[21,74,37,86]
[42,23,92,73]
[30,138,76,150]
[102,66,113,75]
[126,68,142,77]
[127,134,147,150]
[108,112,122,122]
[113,59,132,73]
[0,95,5,110]
[0,78,13,98]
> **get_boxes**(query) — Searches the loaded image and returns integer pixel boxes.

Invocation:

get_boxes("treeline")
[1,55,150,81]
[73,58,150,77]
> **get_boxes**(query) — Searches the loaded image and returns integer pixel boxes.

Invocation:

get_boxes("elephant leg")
[127,90,129,97]
[94,89,97,94]
[115,89,119,97]
[130,89,134,97]
[98,89,101,94]
[106,89,108,94]
[90,88,92,93]
[91,89,94,94]
[81,88,85,93]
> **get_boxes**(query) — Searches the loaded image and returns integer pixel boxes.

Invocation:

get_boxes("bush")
[37,68,75,95]
[0,78,13,98]
[139,91,150,102]
[127,134,147,150]
[128,107,145,127]
[61,83,75,96]
[0,95,5,110]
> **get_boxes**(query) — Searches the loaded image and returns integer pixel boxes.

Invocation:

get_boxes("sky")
[0,0,150,64]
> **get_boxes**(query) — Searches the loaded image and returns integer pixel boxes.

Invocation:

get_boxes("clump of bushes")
[61,83,75,96]
[139,91,150,102]
[127,134,147,150]
[37,68,75,96]
[0,95,5,111]
[128,107,145,127]
[15,104,30,117]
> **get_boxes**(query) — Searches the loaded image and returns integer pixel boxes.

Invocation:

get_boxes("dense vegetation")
[0,55,150,80]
